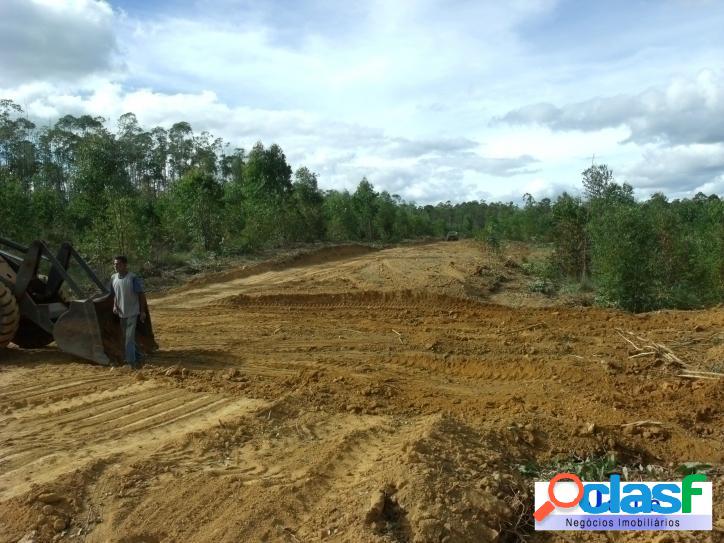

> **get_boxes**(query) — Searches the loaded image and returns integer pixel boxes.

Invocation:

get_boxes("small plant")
[528,278,556,295]
[593,292,618,308]
[675,462,713,476]
[521,258,557,279]
[522,257,559,295]
[525,453,619,482]
[554,454,619,481]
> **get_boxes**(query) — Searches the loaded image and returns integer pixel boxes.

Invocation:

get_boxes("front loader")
[0,237,157,364]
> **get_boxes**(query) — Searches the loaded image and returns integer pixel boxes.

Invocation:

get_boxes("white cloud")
[499,70,724,146]
[113,0,562,132]
[0,0,117,85]
[626,143,724,195]
[2,1,724,202]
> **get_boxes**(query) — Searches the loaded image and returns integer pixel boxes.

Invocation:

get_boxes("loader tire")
[0,282,20,348]
[12,319,54,349]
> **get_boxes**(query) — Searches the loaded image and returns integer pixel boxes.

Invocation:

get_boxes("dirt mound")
[216,289,488,311]
[176,244,379,292]
[151,240,528,309]
[360,415,531,543]
[152,240,605,311]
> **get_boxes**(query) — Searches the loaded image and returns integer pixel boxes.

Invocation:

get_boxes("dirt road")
[1,241,722,542]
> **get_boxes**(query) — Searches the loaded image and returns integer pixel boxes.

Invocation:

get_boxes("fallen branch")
[681,369,724,377]
[629,351,656,359]
[616,330,641,350]
[391,329,404,344]
[672,331,724,347]
[615,328,691,368]
[677,373,721,381]
[621,420,663,428]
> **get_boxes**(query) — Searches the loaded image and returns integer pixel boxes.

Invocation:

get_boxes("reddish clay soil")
[1,241,722,542]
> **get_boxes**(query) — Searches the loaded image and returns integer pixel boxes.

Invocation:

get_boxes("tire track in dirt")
[0,375,121,403]
[85,407,420,542]
[20,387,181,428]
[0,386,179,459]
[0,374,267,501]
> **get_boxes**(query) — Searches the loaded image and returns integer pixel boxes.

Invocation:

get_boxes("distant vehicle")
[445,231,459,241]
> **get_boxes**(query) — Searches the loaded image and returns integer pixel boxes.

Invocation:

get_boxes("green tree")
[166,168,224,251]
[323,190,357,241]
[240,143,294,248]
[589,205,660,312]
[374,191,398,241]
[242,142,293,203]
[551,193,589,279]
[291,167,324,241]
[30,185,69,244]
[168,122,194,181]
[0,176,32,241]
[353,177,378,240]
[581,164,614,200]
[0,100,37,188]
[68,128,132,233]
[221,148,247,250]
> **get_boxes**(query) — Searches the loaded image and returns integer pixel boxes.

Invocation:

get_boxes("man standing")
[111,255,147,369]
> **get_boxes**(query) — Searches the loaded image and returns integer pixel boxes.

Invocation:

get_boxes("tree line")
[1,99,721,311]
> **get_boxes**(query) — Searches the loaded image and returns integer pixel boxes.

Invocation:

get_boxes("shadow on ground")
[144,348,241,370]
[0,346,76,367]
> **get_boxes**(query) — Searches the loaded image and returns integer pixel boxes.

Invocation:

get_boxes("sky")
[2,0,724,204]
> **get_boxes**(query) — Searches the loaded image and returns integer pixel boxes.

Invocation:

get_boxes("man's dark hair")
[113,255,128,264]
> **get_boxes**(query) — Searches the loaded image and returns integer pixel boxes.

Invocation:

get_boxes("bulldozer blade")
[53,299,112,365]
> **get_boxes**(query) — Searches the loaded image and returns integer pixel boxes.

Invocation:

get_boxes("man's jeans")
[120,316,139,367]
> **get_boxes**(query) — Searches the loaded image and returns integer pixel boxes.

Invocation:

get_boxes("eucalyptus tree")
[352,177,378,241]
[168,121,194,181]
[0,100,37,188]
[291,166,324,241]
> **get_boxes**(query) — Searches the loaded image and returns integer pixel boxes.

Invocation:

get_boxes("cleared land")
[0,241,722,543]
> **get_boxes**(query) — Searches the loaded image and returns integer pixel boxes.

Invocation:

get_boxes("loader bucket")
[53,295,158,365]
[53,299,112,364]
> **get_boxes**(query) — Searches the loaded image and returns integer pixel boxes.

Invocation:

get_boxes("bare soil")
[1,241,722,542]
